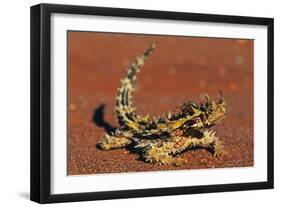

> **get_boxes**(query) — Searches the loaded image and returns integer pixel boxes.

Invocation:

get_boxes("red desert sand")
[67,32,253,175]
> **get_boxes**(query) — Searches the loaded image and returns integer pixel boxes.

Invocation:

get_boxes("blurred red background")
[67,31,253,175]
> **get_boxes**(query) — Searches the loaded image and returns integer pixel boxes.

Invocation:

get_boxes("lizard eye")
[200,105,206,112]
[200,114,207,122]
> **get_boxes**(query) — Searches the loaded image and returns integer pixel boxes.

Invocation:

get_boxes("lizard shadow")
[92,104,116,134]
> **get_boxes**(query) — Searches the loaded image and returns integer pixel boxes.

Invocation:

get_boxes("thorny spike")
[211,100,217,108]
[201,93,210,103]
[167,111,172,119]
[218,90,224,104]
[191,102,198,109]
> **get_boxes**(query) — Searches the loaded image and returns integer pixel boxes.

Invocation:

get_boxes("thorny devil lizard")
[97,43,226,166]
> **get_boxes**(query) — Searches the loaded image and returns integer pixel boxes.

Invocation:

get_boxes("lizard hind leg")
[97,132,132,151]
[141,140,187,166]
[143,147,186,166]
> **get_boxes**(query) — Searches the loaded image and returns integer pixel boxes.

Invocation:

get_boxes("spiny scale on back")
[98,43,226,166]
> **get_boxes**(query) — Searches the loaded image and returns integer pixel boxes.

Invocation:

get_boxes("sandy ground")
[67,32,253,175]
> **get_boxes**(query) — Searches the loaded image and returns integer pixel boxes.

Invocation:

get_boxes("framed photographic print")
[30,3,274,203]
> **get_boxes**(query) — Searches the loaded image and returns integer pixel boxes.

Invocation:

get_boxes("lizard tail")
[116,42,156,129]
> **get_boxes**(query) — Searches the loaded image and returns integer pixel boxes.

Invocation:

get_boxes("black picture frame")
[30,3,274,204]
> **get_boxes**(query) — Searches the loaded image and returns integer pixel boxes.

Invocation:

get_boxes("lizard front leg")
[201,130,224,157]
[97,131,132,150]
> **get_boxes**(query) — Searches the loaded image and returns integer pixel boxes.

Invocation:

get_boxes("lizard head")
[180,92,226,129]
[199,92,226,127]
